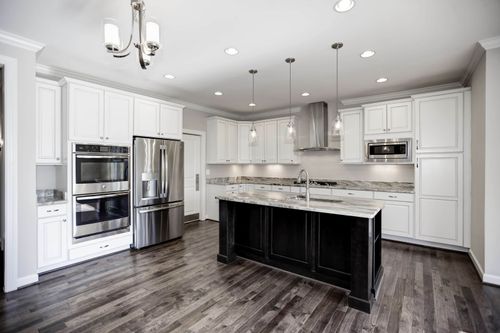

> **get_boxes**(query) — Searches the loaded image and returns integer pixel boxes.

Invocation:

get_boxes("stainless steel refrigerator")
[133,137,184,249]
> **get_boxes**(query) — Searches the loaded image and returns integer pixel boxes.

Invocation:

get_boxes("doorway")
[183,131,205,222]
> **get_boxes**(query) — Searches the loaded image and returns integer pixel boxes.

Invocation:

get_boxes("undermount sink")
[288,195,343,204]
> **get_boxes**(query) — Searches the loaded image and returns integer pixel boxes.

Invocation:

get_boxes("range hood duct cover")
[296,102,337,151]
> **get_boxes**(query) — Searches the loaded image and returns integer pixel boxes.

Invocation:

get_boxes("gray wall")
[470,54,486,270]
[484,47,500,280]
[0,42,38,280]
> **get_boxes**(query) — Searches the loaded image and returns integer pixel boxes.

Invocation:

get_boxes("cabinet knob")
[56,157,60,161]
[387,128,391,131]
[157,132,161,135]
[62,219,67,222]
[105,137,109,140]
[100,136,104,139]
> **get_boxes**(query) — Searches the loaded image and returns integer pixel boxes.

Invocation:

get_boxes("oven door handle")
[76,155,128,159]
[76,192,128,201]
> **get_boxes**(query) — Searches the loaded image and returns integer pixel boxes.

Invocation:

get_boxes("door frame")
[182,129,206,221]
[0,55,19,292]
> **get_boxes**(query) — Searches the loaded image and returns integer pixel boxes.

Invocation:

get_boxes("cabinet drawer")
[255,184,272,191]
[290,186,304,193]
[374,192,414,202]
[225,185,239,192]
[38,203,67,218]
[309,188,332,196]
[272,185,291,192]
[331,189,373,199]
[69,234,131,260]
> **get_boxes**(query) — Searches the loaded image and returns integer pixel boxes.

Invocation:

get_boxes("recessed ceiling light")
[163,74,175,79]
[360,50,375,58]
[249,102,256,107]
[301,92,310,97]
[376,77,388,83]
[334,0,355,13]
[224,47,239,56]
[214,91,223,96]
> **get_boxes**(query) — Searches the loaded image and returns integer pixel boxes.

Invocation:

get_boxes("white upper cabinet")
[36,79,62,164]
[207,118,238,163]
[414,92,463,153]
[159,104,183,140]
[340,108,364,163]
[104,91,133,144]
[277,118,299,164]
[134,97,160,137]
[364,105,387,135]
[67,82,103,143]
[251,122,266,163]
[264,121,278,163]
[364,100,412,138]
[238,123,252,163]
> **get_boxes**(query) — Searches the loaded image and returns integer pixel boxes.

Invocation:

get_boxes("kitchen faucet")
[297,169,310,202]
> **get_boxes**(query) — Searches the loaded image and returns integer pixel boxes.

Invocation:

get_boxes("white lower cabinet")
[69,233,132,261]
[206,184,238,221]
[374,192,414,238]
[38,204,69,272]
[415,153,463,246]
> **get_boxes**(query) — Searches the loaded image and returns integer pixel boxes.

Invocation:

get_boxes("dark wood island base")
[217,200,383,313]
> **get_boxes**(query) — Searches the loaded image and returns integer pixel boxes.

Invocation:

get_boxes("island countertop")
[216,191,384,219]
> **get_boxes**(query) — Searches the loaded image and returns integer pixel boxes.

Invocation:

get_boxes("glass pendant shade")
[145,20,160,51]
[286,121,296,143]
[103,18,121,51]
[332,114,342,136]
[249,124,257,144]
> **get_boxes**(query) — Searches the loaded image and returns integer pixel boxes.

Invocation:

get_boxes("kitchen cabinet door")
[381,202,414,238]
[264,121,278,163]
[340,109,364,163]
[38,216,68,270]
[277,119,299,164]
[415,92,463,153]
[387,102,412,134]
[36,80,61,164]
[68,83,103,142]
[104,91,133,144]
[227,121,238,163]
[134,98,160,137]
[159,104,183,140]
[364,105,387,135]
[238,123,252,163]
[251,122,266,163]
[415,153,463,245]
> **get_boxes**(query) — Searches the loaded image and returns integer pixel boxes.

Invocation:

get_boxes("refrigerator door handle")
[137,202,184,214]
[164,147,169,200]
[160,146,165,198]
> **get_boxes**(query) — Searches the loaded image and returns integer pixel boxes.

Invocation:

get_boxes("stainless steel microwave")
[365,138,412,163]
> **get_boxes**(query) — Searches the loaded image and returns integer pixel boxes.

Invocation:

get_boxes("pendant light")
[285,58,296,142]
[332,42,343,136]
[248,69,258,144]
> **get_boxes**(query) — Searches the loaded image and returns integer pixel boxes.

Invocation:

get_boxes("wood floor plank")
[1,221,499,333]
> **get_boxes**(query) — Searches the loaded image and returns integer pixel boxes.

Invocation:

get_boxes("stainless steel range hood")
[296,102,338,151]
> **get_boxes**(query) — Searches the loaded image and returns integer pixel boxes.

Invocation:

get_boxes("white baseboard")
[382,234,468,252]
[483,274,500,286]
[17,274,39,288]
[468,250,485,280]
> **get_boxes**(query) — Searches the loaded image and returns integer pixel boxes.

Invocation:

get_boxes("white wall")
[470,54,486,271]
[0,42,38,281]
[483,47,500,282]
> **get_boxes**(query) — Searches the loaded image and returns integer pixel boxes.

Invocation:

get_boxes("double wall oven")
[72,144,130,239]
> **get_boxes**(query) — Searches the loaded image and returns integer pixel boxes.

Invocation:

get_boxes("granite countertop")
[37,189,67,206]
[216,191,384,219]
[207,176,414,194]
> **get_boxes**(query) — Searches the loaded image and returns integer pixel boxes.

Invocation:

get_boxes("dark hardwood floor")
[1,221,499,332]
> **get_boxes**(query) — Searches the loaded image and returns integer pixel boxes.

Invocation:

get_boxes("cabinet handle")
[99,244,110,249]
[157,132,161,135]
[53,209,59,212]
[62,219,67,222]
[416,158,419,168]
[387,128,391,131]
[56,157,60,161]
[388,195,397,198]
[46,210,52,213]
[347,192,354,195]
[105,137,109,140]
[416,139,419,150]
[100,136,104,139]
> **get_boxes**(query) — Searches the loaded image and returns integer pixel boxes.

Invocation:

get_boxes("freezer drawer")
[133,202,184,249]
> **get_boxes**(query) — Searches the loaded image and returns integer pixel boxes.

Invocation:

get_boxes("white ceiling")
[1,0,500,113]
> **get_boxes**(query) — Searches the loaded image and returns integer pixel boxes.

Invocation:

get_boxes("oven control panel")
[74,144,129,154]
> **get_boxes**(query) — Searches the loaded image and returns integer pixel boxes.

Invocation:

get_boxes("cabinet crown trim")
[362,98,412,108]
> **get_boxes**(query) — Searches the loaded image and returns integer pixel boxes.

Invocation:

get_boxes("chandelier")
[103,0,160,69]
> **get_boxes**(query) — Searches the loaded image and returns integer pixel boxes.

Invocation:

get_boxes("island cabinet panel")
[233,203,264,256]
[269,208,310,267]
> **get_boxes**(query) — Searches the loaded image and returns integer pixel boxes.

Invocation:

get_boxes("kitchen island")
[216,191,384,313]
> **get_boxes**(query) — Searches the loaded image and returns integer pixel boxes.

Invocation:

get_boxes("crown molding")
[238,106,302,121]
[36,64,239,118]
[341,82,463,107]
[461,42,485,86]
[479,35,500,50]
[0,29,45,54]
